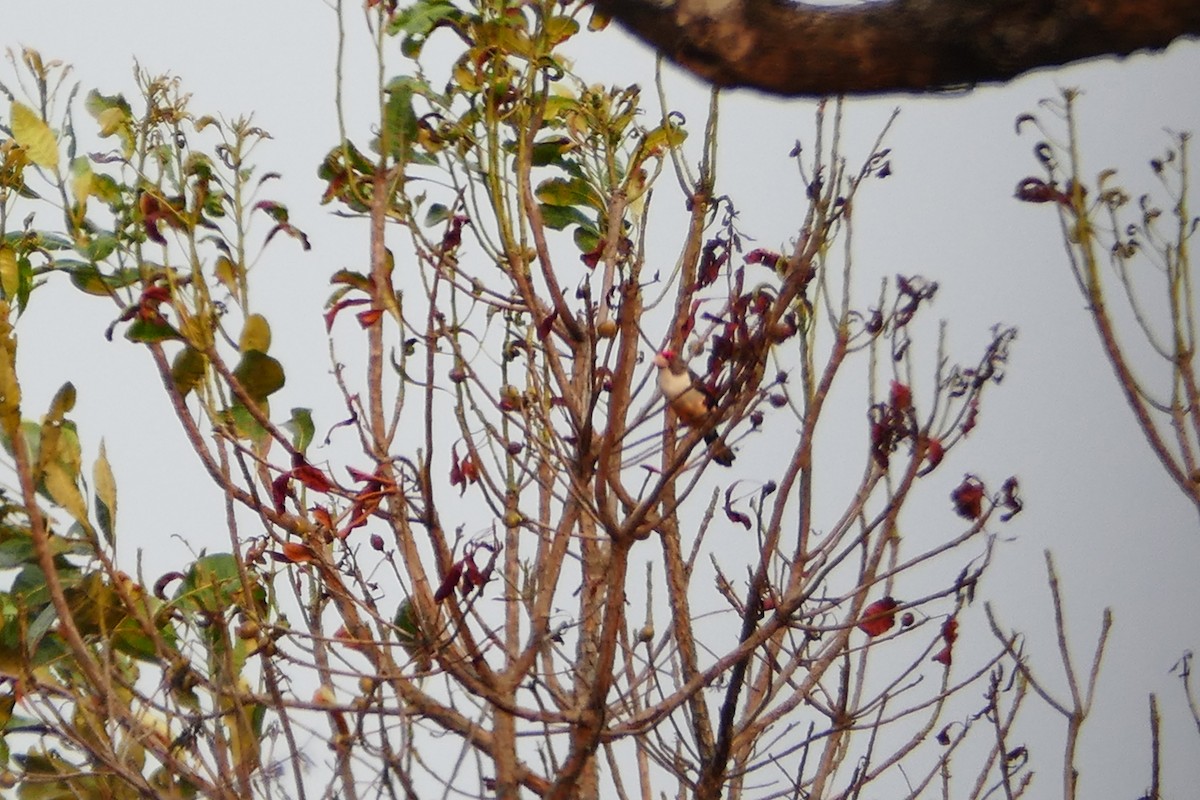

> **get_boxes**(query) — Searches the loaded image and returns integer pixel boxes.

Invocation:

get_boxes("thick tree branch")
[594,0,1200,96]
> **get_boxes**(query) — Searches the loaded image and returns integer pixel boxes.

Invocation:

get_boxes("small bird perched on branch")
[653,348,735,466]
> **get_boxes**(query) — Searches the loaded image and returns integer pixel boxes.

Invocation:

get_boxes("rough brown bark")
[593,0,1200,96]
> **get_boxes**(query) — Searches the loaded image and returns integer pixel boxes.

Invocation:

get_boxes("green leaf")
[126,316,181,343]
[93,440,117,546]
[381,77,420,161]
[222,402,270,446]
[239,314,272,353]
[539,204,593,231]
[10,101,58,170]
[424,203,451,227]
[232,350,285,400]
[534,177,603,213]
[386,0,464,56]
[573,226,600,255]
[530,136,573,167]
[285,408,314,454]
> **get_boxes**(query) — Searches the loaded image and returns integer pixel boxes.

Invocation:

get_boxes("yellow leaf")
[0,301,20,439]
[10,101,59,170]
[95,106,125,137]
[94,440,118,545]
[239,314,272,353]
[215,255,240,297]
[70,156,94,208]
[43,459,91,532]
[0,246,17,300]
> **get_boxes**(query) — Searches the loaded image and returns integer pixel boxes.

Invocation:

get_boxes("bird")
[653,348,735,466]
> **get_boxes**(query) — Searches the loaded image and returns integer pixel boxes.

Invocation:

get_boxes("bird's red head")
[654,348,675,368]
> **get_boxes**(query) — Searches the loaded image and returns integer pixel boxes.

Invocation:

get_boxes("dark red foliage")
[434,561,464,602]
[744,248,783,270]
[271,472,291,513]
[951,475,986,520]
[536,308,558,341]
[324,297,370,331]
[962,396,980,436]
[1014,177,1069,205]
[894,274,938,326]
[441,214,469,252]
[696,236,730,289]
[931,616,959,666]
[999,476,1023,521]
[919,437,945,476]
[723,484,752,530]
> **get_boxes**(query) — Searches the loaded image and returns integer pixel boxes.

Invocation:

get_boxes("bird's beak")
[653,352,669,368]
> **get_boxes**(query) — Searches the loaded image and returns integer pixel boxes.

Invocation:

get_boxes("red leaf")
[279,541,317,564]
[889,380,912,411]
[919,437,945,476]
[346,465,380,485]
[434,561,464,602]
[271,473,291,513]
[999,476,1023,521]
[942,616,959,644]
[449,446,463,488]
[464,556,485,588]
[356,307,384,328]
[858,596,899,637]
[536,308,558,341]
[679,298,704,342]
[745,248,783,270]
[292,463,333,493]
[324,297,370,331]
[311,505,334,530]
[1014,177,1068,204]
[962,397,979,436]
[460,454,479,489]
[932,615,958,666]
[723,484,751,530]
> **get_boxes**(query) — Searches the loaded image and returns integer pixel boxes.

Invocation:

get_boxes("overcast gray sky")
[5,2,1200,796]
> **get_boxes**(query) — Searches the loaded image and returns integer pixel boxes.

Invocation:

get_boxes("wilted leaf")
[11,101,59,170]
